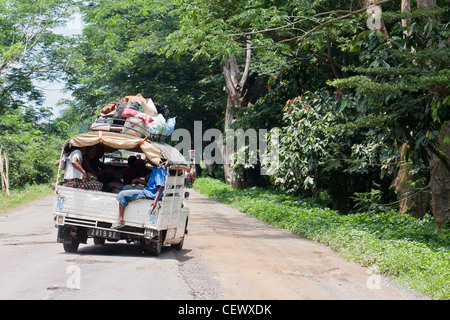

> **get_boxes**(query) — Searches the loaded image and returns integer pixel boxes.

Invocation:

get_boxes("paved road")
[0,189,426,300]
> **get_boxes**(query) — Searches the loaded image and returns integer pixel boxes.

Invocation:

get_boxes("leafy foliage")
[275,89,397,212]
[0,0,70,112]
[0,0,73,188]
[330,13,450,163]
[0,114,69,187]
[60,0,225,134]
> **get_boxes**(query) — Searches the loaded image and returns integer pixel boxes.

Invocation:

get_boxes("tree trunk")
[222,72,244,188]
[0,147,4,196]
[390,0,425,217]
[358,0,389,38]
[401,0,411,30]
[391,143,429,218]
[222,38,251,189]
[417,0,436,11]
[417,0,449,229]
[428,121,450,229]
[0,145,10,197]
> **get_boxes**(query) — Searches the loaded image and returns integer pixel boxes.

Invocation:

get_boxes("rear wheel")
[139,231,164,256]
[93,237,105,245]
[63,239,80,253]
[171,236,184,251]
[171,220,187,251]
[60,226,86,253]
[139,239,162,256]
[152,240,162,257]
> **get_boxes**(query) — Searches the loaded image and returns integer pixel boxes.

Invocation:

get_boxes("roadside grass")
[0,184,53,212]
[193,177,450,300]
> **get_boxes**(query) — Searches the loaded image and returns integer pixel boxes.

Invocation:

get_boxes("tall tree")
[331,1,449,227]
[165,0,266,187]
[0,0,73,187]
[222,44,252,188]
[0,0,70,113]
[416,0,450,229]
[59,0,224,135]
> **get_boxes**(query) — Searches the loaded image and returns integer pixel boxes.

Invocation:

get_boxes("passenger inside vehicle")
[57,147,103,191]
[57,144,179,197]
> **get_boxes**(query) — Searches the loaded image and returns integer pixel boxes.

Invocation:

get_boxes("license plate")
[88,228,120,240]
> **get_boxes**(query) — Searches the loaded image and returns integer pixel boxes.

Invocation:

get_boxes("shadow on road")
[59,241,193,261]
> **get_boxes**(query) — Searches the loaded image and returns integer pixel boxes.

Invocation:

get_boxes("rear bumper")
[55,215,158,239]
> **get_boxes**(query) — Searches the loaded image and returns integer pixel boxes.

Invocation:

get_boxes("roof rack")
[88,117,169,142]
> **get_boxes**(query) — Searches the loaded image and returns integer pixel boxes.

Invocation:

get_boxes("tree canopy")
[0,0,73,186]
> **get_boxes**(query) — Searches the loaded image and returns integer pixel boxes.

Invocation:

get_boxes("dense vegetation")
[194,177,449,299]
[0,0,73,188]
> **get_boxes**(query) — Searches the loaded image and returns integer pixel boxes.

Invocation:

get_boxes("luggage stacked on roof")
[90,94,176,141]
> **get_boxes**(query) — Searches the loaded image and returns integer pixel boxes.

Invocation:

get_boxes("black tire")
[63,240,79,253]
[171,236,184,251]
[172,219,187,251]
[139,236,162,256]
[151,240,162,257]
[93,237,105,245]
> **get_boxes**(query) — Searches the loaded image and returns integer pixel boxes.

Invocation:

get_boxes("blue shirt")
[143,166,167,200]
